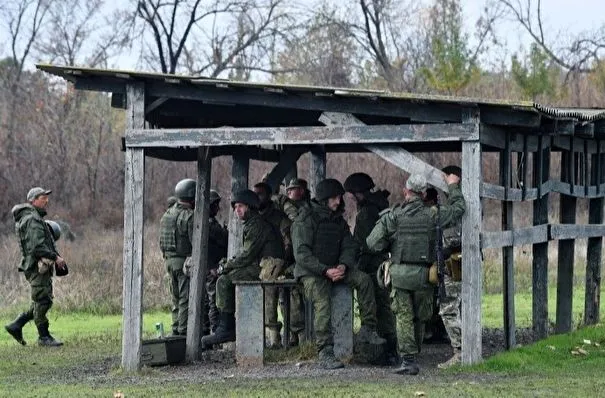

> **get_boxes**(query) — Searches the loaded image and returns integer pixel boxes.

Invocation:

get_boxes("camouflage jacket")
[208,216,228,269]
[259,202,293,264]
[11,204,58,273]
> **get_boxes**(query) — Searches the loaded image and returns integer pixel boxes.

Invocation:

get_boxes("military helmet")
[174,178,196,200]
[209,189,221,204]
[231,189,260,209]
[46,220,61,241]
[442,165,462,178]
[343,172,375,193]
[315,178,345,201]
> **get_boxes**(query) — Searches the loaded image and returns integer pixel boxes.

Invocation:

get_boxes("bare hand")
[445,173,460,185]
[326,267,345,282]
[55,256,66,267]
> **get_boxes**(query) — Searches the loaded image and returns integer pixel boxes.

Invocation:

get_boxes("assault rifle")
[435,200,447,301]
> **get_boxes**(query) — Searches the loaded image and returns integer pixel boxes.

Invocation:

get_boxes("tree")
[511,43,559,101]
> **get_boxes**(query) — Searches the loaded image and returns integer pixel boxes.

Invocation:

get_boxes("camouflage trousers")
[216,265,259,313]
[368,269,397,341]
[205,270,219,333]
[438,276,461,349]
[391,287,434,356]
[260,257,285,330]
[300,268,377,352]
[24,269,53,327]
[166,257,189,335]
[280,286,305,334]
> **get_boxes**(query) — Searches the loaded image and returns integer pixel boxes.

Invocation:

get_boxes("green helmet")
[315,179,345,201]
[175,179,196,200]
[46,220,61,241]
[343,172,375,193]
[231,189,260,209]
[209,189,221,204]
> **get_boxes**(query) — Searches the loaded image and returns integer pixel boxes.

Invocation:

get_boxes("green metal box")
[141,336,186,366]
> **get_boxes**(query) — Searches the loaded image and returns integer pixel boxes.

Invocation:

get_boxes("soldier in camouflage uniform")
[437,165,464,368]
[204,189,229,334]
[5,187,66,347]
[253,182,291,348]
[279,178,309,221]
[201,189,284,348]
[291,178,386,370]
[344,172,399,365]
[160,179,196,336]
[367,173,465,375]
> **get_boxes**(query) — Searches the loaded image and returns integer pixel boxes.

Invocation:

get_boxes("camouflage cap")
[27,187,52,201]
[405,174,427,193]
[286,178,306,190]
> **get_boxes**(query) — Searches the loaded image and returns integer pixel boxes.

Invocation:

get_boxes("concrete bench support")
[235,283,264,367]
[331,283,353,360]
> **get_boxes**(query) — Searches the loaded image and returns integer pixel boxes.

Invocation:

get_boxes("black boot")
[37,322,63,347]
[201,312,235,349]
[5,312,32,346]
[384,337,401,367]
[393,354,419,375]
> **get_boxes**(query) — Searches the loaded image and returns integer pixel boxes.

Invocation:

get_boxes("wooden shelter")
[38,64,605,371]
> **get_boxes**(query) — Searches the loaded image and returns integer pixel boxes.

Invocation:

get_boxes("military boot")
[356,325,387,345]
[37,323,63,347]
[265,326,282,349]
[4,312,33,346]
[384,337,401,367]
[438,348,461,369]
[318,346,344,370]
[393,354,419,375]
[201,312,235,349]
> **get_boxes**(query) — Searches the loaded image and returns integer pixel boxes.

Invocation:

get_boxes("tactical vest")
[390,201,436,265]
[311,213,343,267]
[159,205,192,257]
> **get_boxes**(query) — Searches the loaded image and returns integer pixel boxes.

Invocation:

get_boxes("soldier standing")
[344,172,399,365]
[366,173,465,375]
[201,189,284,348]
[6,187,66,347]
[291,178,386,370]
[160,179,195,336]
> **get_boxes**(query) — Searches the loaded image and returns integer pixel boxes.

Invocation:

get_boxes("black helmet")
[46,220,61,241]
[442,165,462,178]
[209,189,221,204]
[231,189,260,209]
[343,172,375,193]
[175,179,196,200]
[315,179,345,201]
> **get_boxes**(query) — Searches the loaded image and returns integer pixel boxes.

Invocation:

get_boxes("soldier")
[5,187,66,347]
[343,172,398,365]
[160,179,195,336]
[253,182,290,348]
[201,189,284,348]
[205,189,229,334]
[279,178,310,221]
[437,165,464,368]
[291,178,386,370]
[366,173,465,375]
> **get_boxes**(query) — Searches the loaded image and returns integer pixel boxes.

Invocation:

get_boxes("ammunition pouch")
[428,263,439,285]
[446,252,462,282]
[390,263,431,291]
[376,259,392,290]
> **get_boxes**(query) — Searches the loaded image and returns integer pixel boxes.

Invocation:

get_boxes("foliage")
[511,43,560,101]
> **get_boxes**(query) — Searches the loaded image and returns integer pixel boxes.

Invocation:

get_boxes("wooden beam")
[500,135,515,349]
[263,147,307,192]
[125,123,479,147]
[585,151,604,325]
[122,83,145,371]
[318,112,449,191]
[532,134,550,340]
[550,224,605,240]
[461,110,482,365]
[186,147,212,361]
[228,153,249,258]
[555,150,576,334]
[310,146,326,197]
[480,225,549,249]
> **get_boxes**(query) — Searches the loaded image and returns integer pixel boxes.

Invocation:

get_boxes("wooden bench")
[233,280,353,366]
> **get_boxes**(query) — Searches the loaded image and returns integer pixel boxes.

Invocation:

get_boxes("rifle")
[435,199,447,301]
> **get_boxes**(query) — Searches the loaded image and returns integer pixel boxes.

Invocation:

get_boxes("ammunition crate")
[141,336,186,366]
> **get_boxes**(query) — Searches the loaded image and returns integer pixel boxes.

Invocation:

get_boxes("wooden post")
[122,83,145,371]
[310,145,326,196]
[461,109,482,365]
[186,147,212,361]
[556,148,576,333]
[532,136,550,339]
[228,153,249,258]
[585,148,604,325]
[500,132,515,349]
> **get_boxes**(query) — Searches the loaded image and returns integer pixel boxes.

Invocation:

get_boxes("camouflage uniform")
[8,203,61,344]
[367,178,465,374]
[159,202,194,336]
[205,215,228,333]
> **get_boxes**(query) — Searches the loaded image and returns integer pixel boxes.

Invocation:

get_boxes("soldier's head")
[315,178,345,212]
[404,174,428,199]
[253,182,273,210]
[27,187,52,209]
[209,189,221,217]
[174,178,196,205]
[231,189,260,220]
[45,220,61,241]
[286,178,306,201]
[424,187,438,206]
[344,172,375,205]
[442,165,462,187]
